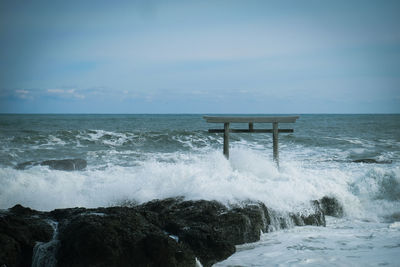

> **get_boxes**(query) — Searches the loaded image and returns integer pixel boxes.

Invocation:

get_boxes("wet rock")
[9,204,38,216]
[138,198,324,266]
[41,159,87,171]
[0,233,20,267]
[319,196,344,217]
[15,161,38,170]
[16,159,87,171]
[352,158,392,164]
[290,200,326,226]
[0,206,53,267]
[383,212,400,223]
[56,207,195,267]
[218,202,270,244]
[1,198,328,267]
[139,198,235,266]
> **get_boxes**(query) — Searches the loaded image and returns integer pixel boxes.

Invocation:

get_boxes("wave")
[1,147,399,223]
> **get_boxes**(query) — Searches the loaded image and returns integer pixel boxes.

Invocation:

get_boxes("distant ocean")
[1,114,399,266]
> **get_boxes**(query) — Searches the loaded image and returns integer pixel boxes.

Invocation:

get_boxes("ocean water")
[0,114,399,265]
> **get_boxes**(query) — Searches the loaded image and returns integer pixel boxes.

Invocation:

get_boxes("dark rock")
[9,204,38,216]
[0,233,20,267]
[16,159,87,171]
[352,158,392,164]
[15,161,38,170]
[291,200,326,226]
[138,198,324,266]
[319,196,344,217]
[383,212,400,223]
[56,207,195,267]
[0,206,54,267]
[1,198,328,267]
[139,198,235,266]
[50,207,88,221]
[41,159,87,171]
[218,202,270,244]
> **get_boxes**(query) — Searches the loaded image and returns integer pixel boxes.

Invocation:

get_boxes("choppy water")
[1,114,399,265]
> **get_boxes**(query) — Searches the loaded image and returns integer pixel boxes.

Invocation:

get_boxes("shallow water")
[0,114,399,265]
[215,217,400,266]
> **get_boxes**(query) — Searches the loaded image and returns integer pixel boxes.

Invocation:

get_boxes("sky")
[0,0,399,113]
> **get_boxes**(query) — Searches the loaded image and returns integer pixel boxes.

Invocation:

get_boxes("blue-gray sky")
[1,0,399,113]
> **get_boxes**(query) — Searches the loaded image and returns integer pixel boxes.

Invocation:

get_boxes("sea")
[0,114,399,266]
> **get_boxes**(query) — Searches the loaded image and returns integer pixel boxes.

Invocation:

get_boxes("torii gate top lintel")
[203,116,299,123]
[203,116,299,166]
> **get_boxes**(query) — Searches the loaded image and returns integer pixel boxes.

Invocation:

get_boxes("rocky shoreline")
[0,197,342,267]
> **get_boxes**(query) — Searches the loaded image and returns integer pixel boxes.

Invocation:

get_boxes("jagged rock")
[352,158,392,164]
[1,198,329,267]
[139,198,235,266]
[319,196,344,217]
[220,202,270,244]
[9,204,38,216]
[0,206,54,267]
[289,200,326,227]
[56,208,195,267]
[138,198,324,266]
[16,159,87,171]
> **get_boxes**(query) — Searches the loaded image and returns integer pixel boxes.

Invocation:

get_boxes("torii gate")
[204,116,299,166]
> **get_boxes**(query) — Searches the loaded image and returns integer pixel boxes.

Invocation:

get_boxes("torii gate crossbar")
[203,116,299,166]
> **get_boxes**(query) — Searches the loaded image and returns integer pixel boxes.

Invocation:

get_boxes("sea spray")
[0,147,398,222]
[1,114,400,265]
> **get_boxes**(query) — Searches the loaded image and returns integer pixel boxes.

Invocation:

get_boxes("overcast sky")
[1,0,399,113]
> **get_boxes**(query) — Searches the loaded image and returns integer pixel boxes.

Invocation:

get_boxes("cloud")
[15,89,32,99]
[47,89,66,93]
[15,89,29,94]
[47,88,85,99]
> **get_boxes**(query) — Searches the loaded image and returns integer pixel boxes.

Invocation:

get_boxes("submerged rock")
[16,159,87,171]
[15,161,37,170]
[40,159,87,171]
[1,197,328,267]
[352,158,392,164]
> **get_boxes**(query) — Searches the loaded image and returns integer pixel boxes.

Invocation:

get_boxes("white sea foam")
[46,135,66,146]
[1,147,398,223]
[77,129,133,146]
[215,217,400,266]
[389,222,400,229]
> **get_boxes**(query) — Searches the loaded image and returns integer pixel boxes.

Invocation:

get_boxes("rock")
[139,198,235,266]
[138,198,324,266]
[319,196,344,217]
[16,159,87,171]
[1,198,328,267]
[352,158,392,164]
[0,206,54,267]
[41,159,87,171]
[290,200,326,226]
[15,161,38,170]
[56,207,195,267]
[0,233,20,267]
[9,204,38,216]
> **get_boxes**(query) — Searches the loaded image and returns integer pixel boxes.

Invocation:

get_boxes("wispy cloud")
[15,89,32,99]
[47,88,85,99]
